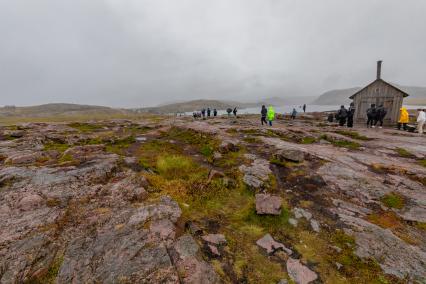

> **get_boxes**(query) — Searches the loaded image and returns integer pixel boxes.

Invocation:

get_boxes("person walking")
[207,108,211,117]
[337,105,348,126]
[397,107,409,130]
[291,108,297,120]
[213,109,217,117]
[375,104,387,128]
[267,106,275,126]
[417,109,426,134]
[233,107,237,117]
[366,104,376,128]
[347,103,355,128]
[261,105,267,125]
[303,104,306,113]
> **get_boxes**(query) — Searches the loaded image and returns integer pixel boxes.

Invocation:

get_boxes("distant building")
[349,61,409,125]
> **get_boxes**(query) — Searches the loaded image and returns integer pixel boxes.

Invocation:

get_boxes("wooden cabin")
[349,61,409,125]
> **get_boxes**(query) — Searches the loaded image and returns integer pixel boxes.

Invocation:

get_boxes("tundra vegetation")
[0,114,425,283]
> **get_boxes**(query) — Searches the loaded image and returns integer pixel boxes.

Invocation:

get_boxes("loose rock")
[255,193,282,215]
[256,234,292,255]
[286,258,318,284]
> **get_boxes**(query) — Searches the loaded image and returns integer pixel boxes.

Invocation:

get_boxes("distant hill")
[138,99,255,114]
[313,85,426,105]
[139,96,318,114]
[0,103,131,118]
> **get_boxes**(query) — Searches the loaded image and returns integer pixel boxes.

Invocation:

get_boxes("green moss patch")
[417,159,426,168]
[300,136,317,144]
[44,142,70,153]
[68,122,102,133]
[381,192,405,209]
[335,130,372,141]
[395,147,415,158]
[320,135,361,150]
[105,136,135,155]
[162,127,219,161]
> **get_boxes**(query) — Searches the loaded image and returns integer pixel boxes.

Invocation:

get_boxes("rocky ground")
[0,115,425,284]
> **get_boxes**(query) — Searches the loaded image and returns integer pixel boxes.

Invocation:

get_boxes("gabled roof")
[349,79,410,99]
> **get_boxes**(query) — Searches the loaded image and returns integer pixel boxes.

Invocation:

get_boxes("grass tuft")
[335,130,372,141]
[320,135,360,150]
[156,155,197,180]
[395,147,415,158]
[381,192,405,209]
[300,136,317,144]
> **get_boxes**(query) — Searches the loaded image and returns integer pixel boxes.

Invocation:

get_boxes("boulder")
[293,208,312,220]
[286,258,318,284]
[18,194,44,211]
[256,234,292,255]
[171,235,221,284]
[273,149,305,163]
[239,156,272,189]
[255,194,282,215]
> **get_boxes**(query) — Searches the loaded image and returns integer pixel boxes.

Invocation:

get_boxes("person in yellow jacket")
[397,107,409,130]
[267,106,275,126]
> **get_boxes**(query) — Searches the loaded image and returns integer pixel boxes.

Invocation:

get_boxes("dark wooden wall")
[352,80,405,125]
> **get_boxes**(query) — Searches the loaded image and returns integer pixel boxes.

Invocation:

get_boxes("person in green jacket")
[267,106,275,126]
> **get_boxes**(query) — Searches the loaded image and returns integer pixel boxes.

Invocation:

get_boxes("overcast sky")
[1,0,425,108]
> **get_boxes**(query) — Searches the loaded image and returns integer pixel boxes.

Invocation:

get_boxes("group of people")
[193,107,218,119]
[332,103,387,129]
[333,103,426,134]
[193,107,238,119]
[261,105,275,126]
[366,104,387,128]
[332,103,356,127]
[399,107,426,134]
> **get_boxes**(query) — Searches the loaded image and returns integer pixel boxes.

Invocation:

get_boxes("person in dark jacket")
[291,108,297,120]
[374,104,387,128]
[261,105,267,125]
[366,104,376,128]
[337,105,348,126]
[233,107,237,117]
[347,103,355,128]
[201,108,206,119]
[303,104,306,113]
[213,109,217,117]
[207,108,211,117]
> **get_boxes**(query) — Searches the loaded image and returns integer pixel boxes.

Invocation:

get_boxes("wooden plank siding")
[352,80,406,125]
